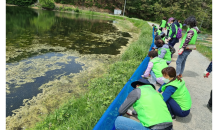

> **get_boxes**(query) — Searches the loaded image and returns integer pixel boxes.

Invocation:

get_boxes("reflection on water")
[6,6,131,63]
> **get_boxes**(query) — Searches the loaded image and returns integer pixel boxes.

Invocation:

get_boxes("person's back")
[158,44,172,64]
[115,78,173,130]
[133,85,173,127]
[150,57,168,78]
[161,78,192,111]
[160,17,167,31]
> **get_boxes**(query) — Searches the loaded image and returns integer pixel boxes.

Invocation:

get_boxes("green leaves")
[6,0,36,6]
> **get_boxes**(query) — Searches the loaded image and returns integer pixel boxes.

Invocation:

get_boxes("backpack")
[167,44,176,54]
[176,27,182,39]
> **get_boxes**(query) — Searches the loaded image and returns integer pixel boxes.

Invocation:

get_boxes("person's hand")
[178,48,184,55]
[204,71,210,78]
[167,37,171,41]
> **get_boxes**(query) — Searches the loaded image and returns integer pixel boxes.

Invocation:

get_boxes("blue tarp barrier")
[93,28,155,130]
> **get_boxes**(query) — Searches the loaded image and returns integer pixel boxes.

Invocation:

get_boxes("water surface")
[6,6,131,117]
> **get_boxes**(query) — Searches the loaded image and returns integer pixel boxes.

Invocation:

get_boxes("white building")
[114,8,122,15]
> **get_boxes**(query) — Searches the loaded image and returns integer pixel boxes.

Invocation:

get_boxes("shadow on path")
[175,113,192,123]
[183,70,199,77]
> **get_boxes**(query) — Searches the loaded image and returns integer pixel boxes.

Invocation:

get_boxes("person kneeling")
[158,67,192,119]
[155,39,172,65]
[115,78,173,130]
[142,50,168,85]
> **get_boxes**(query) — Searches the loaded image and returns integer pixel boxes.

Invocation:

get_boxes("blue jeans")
[115,116,151,130]
[166,98,190,117]
[150,70,157,82]
[176,50,191,75]
[115,116,173,130]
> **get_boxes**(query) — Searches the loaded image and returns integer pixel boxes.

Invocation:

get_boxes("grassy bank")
[28,16,153,129]
[196,40,212,61]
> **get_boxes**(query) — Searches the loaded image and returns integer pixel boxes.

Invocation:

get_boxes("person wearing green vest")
[158,67,192,119]
[159,17,167,31]
[176,16,201,78]
[115,78,173,130]
[166,18,179,48]
[155,39,171,65]
[155,29,162,37]
[142,50,168,85]
[178,20,183,30]
[152,24,158,32]
[166,17,174,38]
[161,34,166,42]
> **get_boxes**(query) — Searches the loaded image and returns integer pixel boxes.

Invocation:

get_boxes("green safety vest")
[150,57,168,78]
[161,79,192,111]
[160,20,167,28]
[162,37,165,41]
[157,30,162,35]
[154,26,158,30]
[158,47,171,62]
[166,23,171,30]
[169,24,178,38]
[179,23,183,29]
[179,28,198,48]
[133,85,172,127]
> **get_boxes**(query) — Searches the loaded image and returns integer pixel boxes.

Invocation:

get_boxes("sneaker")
[126,109,133,116]
[207,104,212,111]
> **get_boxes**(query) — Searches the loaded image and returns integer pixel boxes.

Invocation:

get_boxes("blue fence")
[93,28,155,130]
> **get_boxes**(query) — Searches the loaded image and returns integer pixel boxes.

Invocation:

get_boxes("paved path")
[147,21,212,130]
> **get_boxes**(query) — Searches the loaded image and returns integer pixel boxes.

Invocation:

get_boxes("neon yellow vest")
[179,23,183,29]
[161,79,192,111]
[133,85,172,127]
[169,24,178,38]
[158,48,172,62]
[160,20,167,28]
[162,37,165,41]
[150,57,168,78]
[179,28,198,48]
[157,30,161,35]
[166,23,171,30]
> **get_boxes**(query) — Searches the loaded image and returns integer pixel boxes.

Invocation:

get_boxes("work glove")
[204,71,210,78]
[178,48,184,55]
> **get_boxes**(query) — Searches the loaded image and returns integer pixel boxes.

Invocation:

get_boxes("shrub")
[39,0,55,10]
[74,7,79,13]
[54,0,61,3]
[6,0,37,6]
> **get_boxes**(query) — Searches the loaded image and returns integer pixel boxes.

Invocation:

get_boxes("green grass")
[196,40,212,60]
[28,16,153,129]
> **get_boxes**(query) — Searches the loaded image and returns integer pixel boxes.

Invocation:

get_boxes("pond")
[6,6,131,118]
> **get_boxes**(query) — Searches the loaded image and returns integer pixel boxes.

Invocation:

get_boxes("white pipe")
[123,0,126,16]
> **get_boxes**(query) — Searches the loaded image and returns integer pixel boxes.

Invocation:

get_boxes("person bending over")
[142,50,168,85]
[115,78,173,130]
[158,67,192,119]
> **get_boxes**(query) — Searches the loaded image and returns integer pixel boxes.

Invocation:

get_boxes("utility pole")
[200,9,207,29]
[123,0,126,16]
